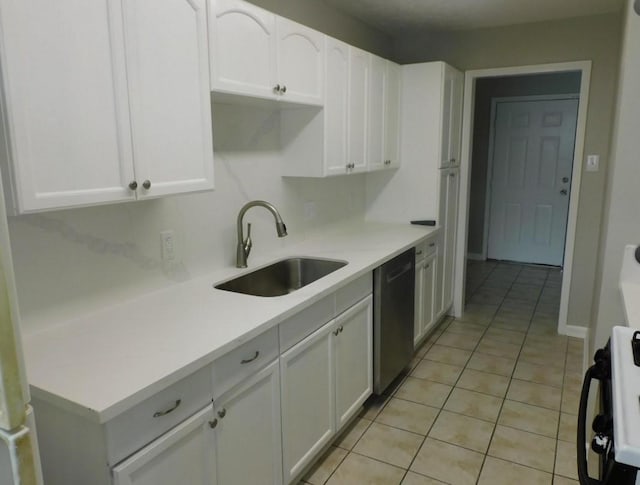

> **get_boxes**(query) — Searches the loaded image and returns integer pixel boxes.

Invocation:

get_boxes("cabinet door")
[280,322,334,483]
[112,406,216,485]
[276,18,324,106]
[334,296,373,429]
[440,65,463,168]
[215,360,282,485]
[448,68,463,168]
[422,254,436,335]
[209,0,277,98]
[414,259,425,346]
[123,0,214,199]
[323,37,350,176]
[0,0,135,212]
[347,47,370,173]
[367,55,386,171]
[442,169,460,312]
[384,61,401,169]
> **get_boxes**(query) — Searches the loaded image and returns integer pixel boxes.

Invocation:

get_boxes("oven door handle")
[578,364,602,485]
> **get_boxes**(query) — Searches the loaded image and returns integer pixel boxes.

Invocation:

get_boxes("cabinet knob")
[449,173,455,177]
[142,180,151,190]
[128,181,138,190]
[333,328,340,336]
[217,408,227,419]
[209,418,218,429]
[274,84,281,93]
[429,242,435,247]
[449,158,456,164]
[281,85,287,94]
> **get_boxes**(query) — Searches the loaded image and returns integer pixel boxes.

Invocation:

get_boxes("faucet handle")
[244,223,253,255]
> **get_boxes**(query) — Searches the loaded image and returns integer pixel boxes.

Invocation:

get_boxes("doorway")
[486,95,579,266]
[454,62,591,337]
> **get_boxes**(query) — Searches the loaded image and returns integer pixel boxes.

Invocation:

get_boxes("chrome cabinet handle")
[142,180,151,190]
[209,418,218,429]
[128,181,138,190]
[217,408,227,418]
[153,399,181,418]
[333,328,340,336]
[241,351,260,364]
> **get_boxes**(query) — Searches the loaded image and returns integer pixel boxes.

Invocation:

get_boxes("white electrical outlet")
[160,230,176,262]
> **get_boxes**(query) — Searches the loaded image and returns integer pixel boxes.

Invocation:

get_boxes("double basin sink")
[215,257,348,297]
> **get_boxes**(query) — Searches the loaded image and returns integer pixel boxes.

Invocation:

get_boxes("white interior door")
[487,98,578,266]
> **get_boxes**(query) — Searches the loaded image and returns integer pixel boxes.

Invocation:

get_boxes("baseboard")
[561,324,588,339]
[467,252,484,261]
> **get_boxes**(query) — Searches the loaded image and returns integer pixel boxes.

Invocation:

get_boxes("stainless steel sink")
[215,257,348,297]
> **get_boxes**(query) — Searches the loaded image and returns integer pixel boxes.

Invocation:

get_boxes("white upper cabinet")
[440,64,463,168]
[209,0,277,98]
[347,46,370,174]
[323,37,350,176]
[123,0,214,199]
[0,0,135,213]
[276,17,324,105]
[368,57,401,172]
[209,0,323,105]
[0,0,214,214]
[367,55,386,171]
[384,60,401,169]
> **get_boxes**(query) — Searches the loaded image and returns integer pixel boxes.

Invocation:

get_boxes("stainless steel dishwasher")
[373,248,415,394]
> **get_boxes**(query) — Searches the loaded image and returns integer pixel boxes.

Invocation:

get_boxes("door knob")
[560,189,568,195]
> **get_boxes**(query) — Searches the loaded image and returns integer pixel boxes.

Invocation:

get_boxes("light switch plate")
[586,154,600,172]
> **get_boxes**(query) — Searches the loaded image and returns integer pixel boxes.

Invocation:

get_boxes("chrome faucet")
[236,200,287,268]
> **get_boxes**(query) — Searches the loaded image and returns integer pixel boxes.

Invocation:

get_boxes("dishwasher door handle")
[386,262,413,283]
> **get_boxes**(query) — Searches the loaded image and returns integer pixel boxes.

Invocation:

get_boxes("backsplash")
[9,103,367,335]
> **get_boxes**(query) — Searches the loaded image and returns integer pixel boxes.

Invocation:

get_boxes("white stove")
[611,326,640,469]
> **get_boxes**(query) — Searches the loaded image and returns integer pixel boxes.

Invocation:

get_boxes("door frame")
[454,60,591,338]
[482,94,580,261]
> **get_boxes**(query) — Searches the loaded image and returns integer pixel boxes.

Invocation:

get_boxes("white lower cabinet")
[213,360,282,485]
[334,297,373,428]
[33,283,373,485]
[112,406,217,485]
[281,295,373,483]
[414,236,442,346]
[280,321,335,483]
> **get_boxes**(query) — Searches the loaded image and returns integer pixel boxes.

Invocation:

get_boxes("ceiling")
[322,0,625,36]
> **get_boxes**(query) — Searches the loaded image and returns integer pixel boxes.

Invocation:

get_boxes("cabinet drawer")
[336,273,372,315]
[416,238,437,261]
[212,326,279,400]
[279,294,334,353]
[105,364,213,466]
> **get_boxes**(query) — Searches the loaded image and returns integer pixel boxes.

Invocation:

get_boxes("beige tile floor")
[300,260,583,485]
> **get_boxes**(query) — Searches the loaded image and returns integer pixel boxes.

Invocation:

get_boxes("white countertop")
[23,222,437,423]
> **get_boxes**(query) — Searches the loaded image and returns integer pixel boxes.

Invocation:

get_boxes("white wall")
[592,0,640,350]
[8,104,367,335]
[394,14,622,328]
